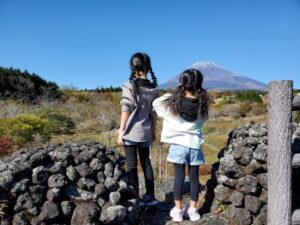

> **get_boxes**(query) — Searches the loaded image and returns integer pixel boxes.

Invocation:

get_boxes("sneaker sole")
[190,215,201,221]
[172,218,183,222]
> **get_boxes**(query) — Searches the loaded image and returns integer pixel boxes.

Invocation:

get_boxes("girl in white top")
[153,69,212,222]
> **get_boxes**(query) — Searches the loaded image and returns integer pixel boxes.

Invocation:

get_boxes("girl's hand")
[117,129,124,146]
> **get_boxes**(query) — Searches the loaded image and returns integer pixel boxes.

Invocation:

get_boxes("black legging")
[173,163,200,202]
[124,145,154,196]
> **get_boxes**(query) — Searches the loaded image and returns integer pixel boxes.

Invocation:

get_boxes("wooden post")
[268,80,293,225]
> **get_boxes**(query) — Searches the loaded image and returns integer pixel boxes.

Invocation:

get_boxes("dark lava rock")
[253,144,268,163]
[230,190,244,207]
[66,165,79,182]
[61,201,75,216]
[234,208,252,225]
[219,155,245,178]
[236,175,259,195]
[214,185,233,204]
[32,166,49,185]
[38,201,60,221]
[245,195,262,214]
[104,177,118,192]
[104,162,114,178]
[257,173,268,190]
[75,163,93,177]
[46,188,61,201]
[109,191,121,205]
[245,159,267,175]
[232,147,253,166]
[48,174,67,188]
[71,202,100,225]
[100,205,126,223]
[95,183,106,196]
[0,170,14,190]
[89,158,104,171]
[11,179,30,194]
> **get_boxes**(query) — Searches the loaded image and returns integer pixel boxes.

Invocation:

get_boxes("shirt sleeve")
[152,93,172,118]
[120,83,136,113]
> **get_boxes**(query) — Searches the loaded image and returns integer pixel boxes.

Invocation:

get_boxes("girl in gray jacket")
[117,52,159,206]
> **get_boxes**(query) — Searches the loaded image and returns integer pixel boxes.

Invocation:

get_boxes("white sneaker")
[187,207,201,221]
[170,207,183,222]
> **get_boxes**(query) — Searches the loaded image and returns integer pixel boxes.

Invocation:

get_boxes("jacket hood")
[179,97,199,121]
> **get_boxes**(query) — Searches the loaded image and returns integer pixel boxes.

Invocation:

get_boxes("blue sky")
[0,0,300,89]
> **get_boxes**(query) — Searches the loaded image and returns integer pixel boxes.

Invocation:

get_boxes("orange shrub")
[0,136,14,157]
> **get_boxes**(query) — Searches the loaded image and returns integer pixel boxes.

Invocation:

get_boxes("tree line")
[0,67,61,102]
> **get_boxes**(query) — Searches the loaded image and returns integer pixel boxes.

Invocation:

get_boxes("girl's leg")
[124,145,139,195]
[188,165,200,208]
[173,163,185,209]
[138,147,154,196]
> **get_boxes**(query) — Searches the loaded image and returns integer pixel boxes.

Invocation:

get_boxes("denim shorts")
[167,144,205,165]
[123,139,151,148]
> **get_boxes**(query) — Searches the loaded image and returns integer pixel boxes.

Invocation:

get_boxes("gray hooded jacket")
[121,81,159,143]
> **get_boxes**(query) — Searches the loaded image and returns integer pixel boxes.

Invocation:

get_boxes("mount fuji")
[159,61,268,91]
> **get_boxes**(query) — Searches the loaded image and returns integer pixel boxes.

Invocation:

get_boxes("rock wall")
[210,123,300,225]
[0,142,140,225]
[1,124,300,225]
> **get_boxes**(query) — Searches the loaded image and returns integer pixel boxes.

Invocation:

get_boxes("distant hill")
[0,67,61,102]
[159,61,268,91]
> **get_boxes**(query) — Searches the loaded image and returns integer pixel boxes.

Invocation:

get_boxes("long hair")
[165,69,212,118]
[129,52,157,101]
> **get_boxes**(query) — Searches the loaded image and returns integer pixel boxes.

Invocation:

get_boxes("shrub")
[209,107,224,118]
[222,96,234,104]
[0,114,47,147]
[239,103,252,116]
[37,109,76,141]
[0,136,14,157]
[248,103,267,117]
[235,90,263,103]
[223,103,251,118]
[202,124,216,135]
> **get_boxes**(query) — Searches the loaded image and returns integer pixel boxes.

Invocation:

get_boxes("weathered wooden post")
[268,80,293,225]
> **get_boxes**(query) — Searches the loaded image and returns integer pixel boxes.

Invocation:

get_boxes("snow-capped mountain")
[159,61,268,91]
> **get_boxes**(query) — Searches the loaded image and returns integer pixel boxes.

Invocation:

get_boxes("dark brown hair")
[165,69,212,118]
[129,52,157,101]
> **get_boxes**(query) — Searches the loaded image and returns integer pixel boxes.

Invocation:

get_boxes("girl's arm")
[152,93,171,118]
[118,83,135,145]
[117,111,130,146]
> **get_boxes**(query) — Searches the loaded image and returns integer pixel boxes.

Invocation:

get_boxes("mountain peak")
[191,61,218,69]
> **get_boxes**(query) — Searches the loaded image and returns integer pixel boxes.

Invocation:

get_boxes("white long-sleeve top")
[153,93,207,149]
